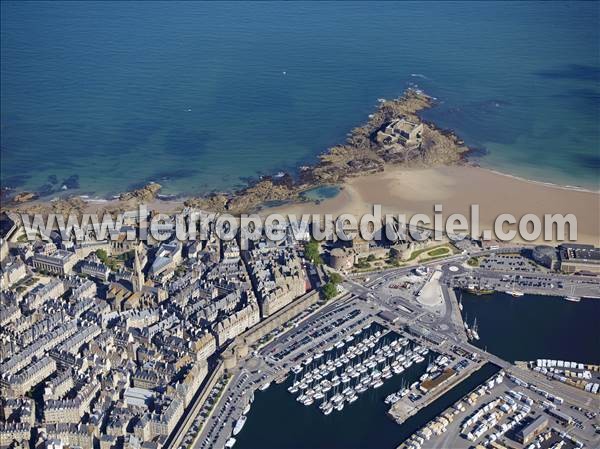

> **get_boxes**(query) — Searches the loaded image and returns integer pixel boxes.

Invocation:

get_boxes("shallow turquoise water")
[1,2,598,196]
[301,185,341,202]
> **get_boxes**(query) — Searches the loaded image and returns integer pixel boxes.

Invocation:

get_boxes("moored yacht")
[232,415,247,436]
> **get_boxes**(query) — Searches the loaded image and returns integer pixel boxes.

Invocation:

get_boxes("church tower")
[133,246,144,293]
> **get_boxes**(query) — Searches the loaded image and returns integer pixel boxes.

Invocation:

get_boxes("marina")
[287,326,429,415]
[235,363,502,449]
[235,350,434,449]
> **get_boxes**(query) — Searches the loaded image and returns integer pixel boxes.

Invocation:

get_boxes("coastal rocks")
[10,197,86,218]
[184,193,229,213]
[12,192,38,203]
[227,179,299,214]
[306,89,464,184]
[419,125,469,166]
[185,177,303,214]
[119,182,162,202]
[311,146,384,183]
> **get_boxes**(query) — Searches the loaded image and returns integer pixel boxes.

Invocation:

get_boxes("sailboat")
[458,290,464,311]
[506,282,524,297]
[471,317,480,340]
[464,313,474,340]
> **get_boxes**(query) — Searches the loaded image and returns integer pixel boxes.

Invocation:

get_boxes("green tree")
[321,282,338,301]
[96,249,109,264]
[304,240,322,265]
[328,272,342,285]
[467,257,479,267]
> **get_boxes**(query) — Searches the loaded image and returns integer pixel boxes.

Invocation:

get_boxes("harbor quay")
[397,366,599,449]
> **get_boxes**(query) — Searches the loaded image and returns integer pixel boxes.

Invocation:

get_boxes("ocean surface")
[1,2,599,197]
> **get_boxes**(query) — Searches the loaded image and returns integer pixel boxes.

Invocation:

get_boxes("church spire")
[133,246,144,292]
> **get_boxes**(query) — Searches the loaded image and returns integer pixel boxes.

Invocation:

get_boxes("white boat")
[506,290,524,297]
[356,384,368,393]
[232,416,247,436]
[385,393,399,404]
[471,318,480,340]
[259,382,271,391]
[225,437,237,448]
[565,296,581,302]
[243,403,251,415]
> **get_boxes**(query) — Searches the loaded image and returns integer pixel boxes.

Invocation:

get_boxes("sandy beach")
[11,165,598,246]
[266,166,600,245]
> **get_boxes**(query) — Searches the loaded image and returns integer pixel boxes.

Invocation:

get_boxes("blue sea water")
[1,1,599,197]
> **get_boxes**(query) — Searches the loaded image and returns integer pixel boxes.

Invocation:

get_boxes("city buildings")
[0,213,313,449]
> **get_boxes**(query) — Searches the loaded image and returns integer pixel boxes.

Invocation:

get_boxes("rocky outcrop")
[9,197,86,217]
[119,182,162,202]
[184,193,229,213]
[11,192,38,203]
[227,179,299,214]
[296,89,467,185]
